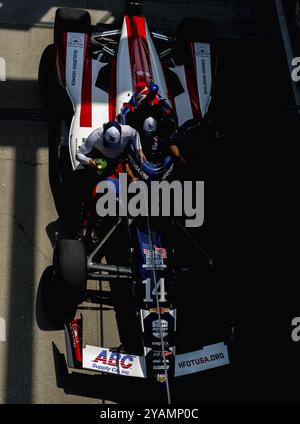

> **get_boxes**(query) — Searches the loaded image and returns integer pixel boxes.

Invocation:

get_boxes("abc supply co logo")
[92,349,135,375]
[68,35,84,48]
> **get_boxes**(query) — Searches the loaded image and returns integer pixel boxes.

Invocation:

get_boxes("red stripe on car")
[80,34,92,127]
[162,62,176,113]
[109,57,117,121]
[125,15,153,92]
[184,42,202,120]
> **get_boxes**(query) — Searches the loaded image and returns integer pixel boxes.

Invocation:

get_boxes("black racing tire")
[175,18,217,65]
[53,239,87,307]
[38,43,73,116]
[54,7,91,42]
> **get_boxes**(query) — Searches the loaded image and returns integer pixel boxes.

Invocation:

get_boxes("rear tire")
[54,8,91,42]
[175,19,217,65]
[53,239,87,310]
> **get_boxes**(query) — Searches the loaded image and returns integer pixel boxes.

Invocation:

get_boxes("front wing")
[64,318,230,379]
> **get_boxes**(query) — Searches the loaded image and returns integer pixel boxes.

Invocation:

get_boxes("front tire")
[53,239,87,311]
[54,8,91,42]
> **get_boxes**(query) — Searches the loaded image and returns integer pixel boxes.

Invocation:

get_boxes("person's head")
[103,121,122,148]
[97,121,124,159]
[143,116,157,137]
[149,81,159,95]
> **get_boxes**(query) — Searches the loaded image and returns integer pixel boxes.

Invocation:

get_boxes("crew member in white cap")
[75,121,145,239]
[76,121,145,169]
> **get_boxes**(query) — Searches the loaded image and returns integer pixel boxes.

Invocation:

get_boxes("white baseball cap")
[143,116,158,136]
[98,122,124,159]
[104,126,121,145]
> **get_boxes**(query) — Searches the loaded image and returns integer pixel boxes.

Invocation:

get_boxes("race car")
[40,0,220,204]
[39,0,232,400]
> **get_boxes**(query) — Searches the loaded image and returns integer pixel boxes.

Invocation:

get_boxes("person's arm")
[125,125,146,162]
[169,131,186,165]
[125,162,139,181]
[76,129,101,168]
[134,130,147,161]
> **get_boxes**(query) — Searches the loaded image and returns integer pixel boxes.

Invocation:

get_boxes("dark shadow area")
[35,266,64,331]
[35,267,114,331]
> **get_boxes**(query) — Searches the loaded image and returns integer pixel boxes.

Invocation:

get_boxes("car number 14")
[142,278,167,303]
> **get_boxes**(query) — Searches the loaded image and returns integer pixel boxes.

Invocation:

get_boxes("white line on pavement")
[0,317,6,342]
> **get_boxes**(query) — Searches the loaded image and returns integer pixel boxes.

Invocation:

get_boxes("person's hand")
[88,159,99,169]
[131,176,140,183]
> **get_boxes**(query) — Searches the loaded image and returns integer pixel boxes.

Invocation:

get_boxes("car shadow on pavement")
[35,266,115,331]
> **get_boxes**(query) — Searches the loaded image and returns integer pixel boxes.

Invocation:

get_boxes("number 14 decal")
[142,278,167,303]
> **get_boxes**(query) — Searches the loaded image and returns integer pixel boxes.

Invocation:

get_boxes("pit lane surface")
[0,0,298,404]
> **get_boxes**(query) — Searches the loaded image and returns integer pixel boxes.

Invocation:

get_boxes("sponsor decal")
[93,350,134,369]
[196,44,210,58]
[70,322,82,347]
[136,70,152,78]
[144,245,167,259]
[83,345,146,378]
[68,35,84,48]
[153,364,169,370]
[162,162,174,180]
[143,245,167,269]
[66,319,82,364]
[152,319,168,339]
[175,342,230,377]
[178,352,224,368]
[71,49,78,86]
[201,59,208,95]
[152,340,170,348]
[128,155,149,180]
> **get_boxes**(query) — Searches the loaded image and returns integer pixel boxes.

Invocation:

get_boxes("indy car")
[40,0,232,397]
